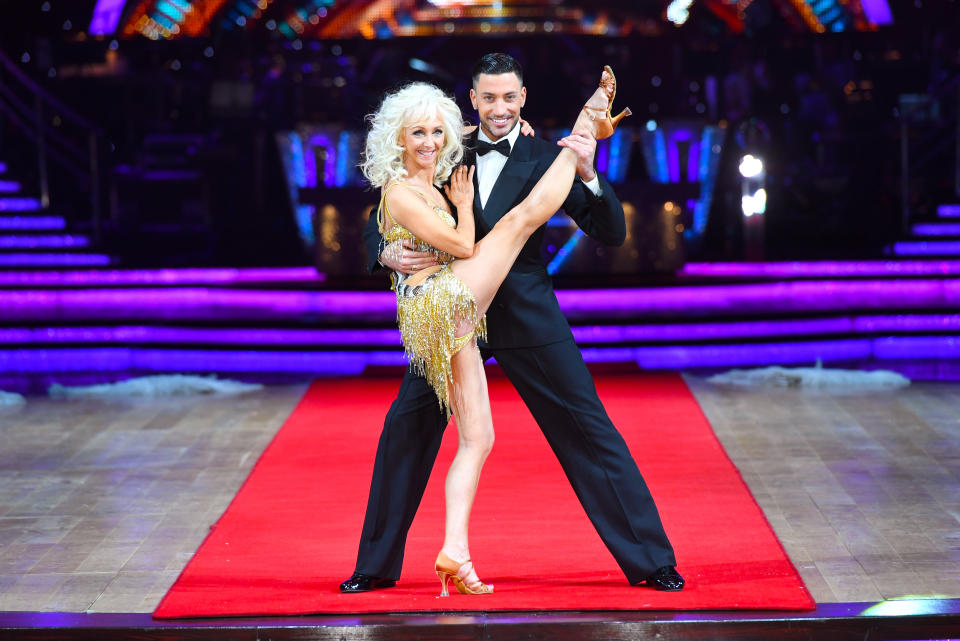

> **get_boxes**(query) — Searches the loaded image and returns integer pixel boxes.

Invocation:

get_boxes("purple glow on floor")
[0,163,6,174]
[1,280,959,321]
[911,223,960,237]
[0,199,44,212]
[0,253,111,266]
[0,267,324,287]
[681,260,960,278]
[0,181,20,193]
[0,235,90,249]
[893,241,960,256]
[2,337,960,374]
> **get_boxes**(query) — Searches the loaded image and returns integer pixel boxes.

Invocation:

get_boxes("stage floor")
[0,375,958,613]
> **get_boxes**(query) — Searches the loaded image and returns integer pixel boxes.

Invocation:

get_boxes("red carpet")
[154,373,814,617]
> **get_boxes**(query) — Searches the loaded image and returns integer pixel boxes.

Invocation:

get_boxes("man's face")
[470,72,526,140]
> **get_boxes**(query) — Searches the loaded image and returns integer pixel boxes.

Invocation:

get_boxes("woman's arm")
[385,166,476,258]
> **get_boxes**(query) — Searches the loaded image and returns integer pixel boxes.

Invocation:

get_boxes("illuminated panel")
[782,0,825,32]
[802,0,849,32]
[124,0,231,39]
[858,0,893,25]
[180,0,231,35]
[219,0,278,32]
[89,0,128,36]
[276,0,335,40]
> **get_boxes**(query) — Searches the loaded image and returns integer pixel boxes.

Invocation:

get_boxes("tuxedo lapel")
[464,130,483,218]
[481,134,537,228]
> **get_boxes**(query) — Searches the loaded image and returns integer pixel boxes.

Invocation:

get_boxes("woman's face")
[401,112,445,173]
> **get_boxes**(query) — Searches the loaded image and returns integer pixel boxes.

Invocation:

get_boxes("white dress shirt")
[475,123,601,210]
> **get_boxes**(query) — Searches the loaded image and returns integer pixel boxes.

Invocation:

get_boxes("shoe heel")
[436,570,451,597]
[611,107,632,129]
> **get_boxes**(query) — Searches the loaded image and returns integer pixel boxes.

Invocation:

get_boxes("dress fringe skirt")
[396,265,487,418]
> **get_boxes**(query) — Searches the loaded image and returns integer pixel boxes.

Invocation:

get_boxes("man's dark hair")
[471,53,523,86]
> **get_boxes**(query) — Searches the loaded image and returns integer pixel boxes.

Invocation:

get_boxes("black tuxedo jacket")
[362,129,626,349]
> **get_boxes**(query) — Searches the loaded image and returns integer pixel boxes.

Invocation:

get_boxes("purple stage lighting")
[3,337,960,376]
[860,0,893,26]
[0,254,111,266]
[1,280,958,322]
[0,199,44,212]
[681,260,960,278]
[0,267,323,287]
[3,314,960,348]
[893,241,960,256]
[0,216,65,230]
[911,223,960,237]
[0,181,20,193]
[938,205,960,218]
[89,0,126,35]
[0,235,90,249]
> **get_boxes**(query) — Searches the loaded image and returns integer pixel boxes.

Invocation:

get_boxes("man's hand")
[558,130,597,182]
[380,239,438,275]
[519,117,535,137]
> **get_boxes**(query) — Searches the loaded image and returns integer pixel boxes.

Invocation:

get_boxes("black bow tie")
[476,139,511,157]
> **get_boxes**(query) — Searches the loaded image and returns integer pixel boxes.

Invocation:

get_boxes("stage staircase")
[1,248,960,393]
[889,204,960,258]
[0,158,112,268]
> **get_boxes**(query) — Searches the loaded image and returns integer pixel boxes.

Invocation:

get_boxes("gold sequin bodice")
[377,183,456,289]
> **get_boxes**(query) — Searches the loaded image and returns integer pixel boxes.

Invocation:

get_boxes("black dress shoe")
[339,572,397,593]
[637,566,684,591]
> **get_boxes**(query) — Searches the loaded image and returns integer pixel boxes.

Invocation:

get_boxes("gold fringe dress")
[378,182,487,417]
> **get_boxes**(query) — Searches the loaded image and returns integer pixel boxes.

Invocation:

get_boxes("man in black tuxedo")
[342,53,683,592]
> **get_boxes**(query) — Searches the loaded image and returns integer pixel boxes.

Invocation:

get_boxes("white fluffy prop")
[48,375,264,398]
[707,361,910,389]
[0,390,26,406]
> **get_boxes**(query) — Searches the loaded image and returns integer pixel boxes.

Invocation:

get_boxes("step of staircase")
[0,234,91,249]
[938,204,960,219]
[911,222,960,237]
[891,240,960,256]
[0,198,45,212]
[0,215,66,230]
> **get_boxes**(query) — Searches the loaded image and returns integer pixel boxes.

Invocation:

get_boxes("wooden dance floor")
[1,375,959,639]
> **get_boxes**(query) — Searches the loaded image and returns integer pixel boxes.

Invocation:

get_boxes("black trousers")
[354,338,677,585]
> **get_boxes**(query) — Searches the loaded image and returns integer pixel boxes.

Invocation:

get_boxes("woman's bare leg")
[439,336,493,587]
[435,68,618,589]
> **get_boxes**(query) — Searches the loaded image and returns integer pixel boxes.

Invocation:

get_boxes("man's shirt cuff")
[582,175,602,197]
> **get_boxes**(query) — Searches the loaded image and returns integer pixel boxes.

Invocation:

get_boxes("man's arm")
[361,203,441,275]
[361,206,387,274]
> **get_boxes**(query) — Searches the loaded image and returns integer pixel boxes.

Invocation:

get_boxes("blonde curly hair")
[361,82,465,188]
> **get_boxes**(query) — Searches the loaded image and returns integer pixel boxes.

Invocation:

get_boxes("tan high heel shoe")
[581,65,632,140]
[435,551,493,596]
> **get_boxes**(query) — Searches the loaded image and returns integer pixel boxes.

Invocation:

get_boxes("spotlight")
[646,120,657,132]
[667,0,694,25]
[741,188,767,217]
[738,154,764,178]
